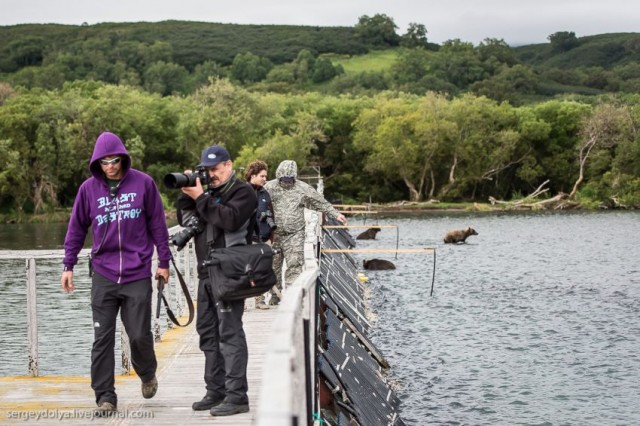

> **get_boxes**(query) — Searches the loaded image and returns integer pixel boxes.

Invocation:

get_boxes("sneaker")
[269,294,280,306]
[210,401,250,416]
[192,393,224,411]
[141,376,158,399]
[94,401,117,417]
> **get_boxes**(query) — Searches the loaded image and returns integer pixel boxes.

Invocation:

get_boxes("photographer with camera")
[175,145,257,417]
[60,131,171,416]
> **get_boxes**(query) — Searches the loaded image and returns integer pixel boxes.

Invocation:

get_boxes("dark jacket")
[253,185,275,242]
[177,173,257,279]
[63,132,171,284]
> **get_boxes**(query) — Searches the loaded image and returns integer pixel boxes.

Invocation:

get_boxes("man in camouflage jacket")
[264,160,346,303]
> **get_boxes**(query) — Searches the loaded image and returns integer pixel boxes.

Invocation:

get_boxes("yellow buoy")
[357,273,369,283]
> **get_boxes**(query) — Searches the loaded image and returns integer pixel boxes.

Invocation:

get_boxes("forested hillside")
[0,16,639,220]
[0,21,368,70]
[1,18,639,102]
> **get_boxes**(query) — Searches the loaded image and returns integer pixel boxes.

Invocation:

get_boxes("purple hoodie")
[63,132,171,284]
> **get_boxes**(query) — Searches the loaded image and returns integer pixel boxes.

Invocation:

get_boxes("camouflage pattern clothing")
[264,160,342,289]
[271,231,306,294]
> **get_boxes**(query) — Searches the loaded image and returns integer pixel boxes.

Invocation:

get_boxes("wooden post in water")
[26,258,38,377]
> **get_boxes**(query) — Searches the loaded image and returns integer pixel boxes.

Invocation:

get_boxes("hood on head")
[89,132,131,179]
[275,160,298,179]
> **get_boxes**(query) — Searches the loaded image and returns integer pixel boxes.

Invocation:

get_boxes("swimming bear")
[362,259,396,270]
[356,227,382,240]
[443,227,478,244]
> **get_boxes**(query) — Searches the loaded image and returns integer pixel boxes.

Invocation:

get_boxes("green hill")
[0,21,369,72]
[514,32,640,69]
[324,49,400,74]
[2,20,639,101]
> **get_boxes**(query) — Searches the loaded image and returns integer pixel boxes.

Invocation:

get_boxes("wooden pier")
[0,210,325,425]
[0,302,279,425]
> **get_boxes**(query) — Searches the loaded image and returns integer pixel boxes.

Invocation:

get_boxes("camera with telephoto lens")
[163,168,210,189]
[259,211,277,231]
[171,216,204,251]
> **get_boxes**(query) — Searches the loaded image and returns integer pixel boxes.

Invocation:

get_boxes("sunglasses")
[100,157,121,166]
[279,176,295,184]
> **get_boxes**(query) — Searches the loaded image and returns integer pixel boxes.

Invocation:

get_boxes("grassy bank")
[0,209,72,224]
[0,208,180,225]
[2,199,635,224]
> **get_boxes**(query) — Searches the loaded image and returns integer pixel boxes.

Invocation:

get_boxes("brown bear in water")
[356,227,382,240]
[443,227,478,244]
[363,259,396,270]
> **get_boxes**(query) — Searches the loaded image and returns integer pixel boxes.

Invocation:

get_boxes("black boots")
[192,393,224,411]
[209,401,250,416]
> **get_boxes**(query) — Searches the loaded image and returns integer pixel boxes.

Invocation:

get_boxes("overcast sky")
[2,0,638,46]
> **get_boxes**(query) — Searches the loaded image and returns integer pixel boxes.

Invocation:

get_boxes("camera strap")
[156,257,195,327]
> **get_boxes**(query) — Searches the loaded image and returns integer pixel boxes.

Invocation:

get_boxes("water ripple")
[362,211,640,425]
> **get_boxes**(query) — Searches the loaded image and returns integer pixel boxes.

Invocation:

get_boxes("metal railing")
[2,216,323,423]
[0,224,197,377]
[255,210,321,425]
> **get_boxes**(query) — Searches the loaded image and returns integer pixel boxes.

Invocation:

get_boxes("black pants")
[196,277,249,405]
[90,273,157,405]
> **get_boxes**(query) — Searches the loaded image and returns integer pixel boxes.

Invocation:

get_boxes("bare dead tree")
[439,154,459,196]
[33,180,58,214]
[569,134,598,199]
[481,149,532,181]
[569,103,632,199]
[489,179,552,209]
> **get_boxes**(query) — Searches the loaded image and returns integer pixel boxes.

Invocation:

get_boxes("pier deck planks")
[0,302,278,425]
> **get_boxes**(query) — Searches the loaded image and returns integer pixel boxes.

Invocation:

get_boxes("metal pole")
[430,250,437,296]
[121,325,131,375]
[26,258,38,377]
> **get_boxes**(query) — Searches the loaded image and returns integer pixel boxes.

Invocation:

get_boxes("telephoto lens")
[163,169,210,189]
[163,173,196,189]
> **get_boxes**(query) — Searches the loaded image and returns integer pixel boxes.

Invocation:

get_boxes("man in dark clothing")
[61,131,171,416]
[177,145,257,417]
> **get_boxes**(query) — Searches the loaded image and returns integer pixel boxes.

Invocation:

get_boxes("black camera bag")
[205,243,277,301]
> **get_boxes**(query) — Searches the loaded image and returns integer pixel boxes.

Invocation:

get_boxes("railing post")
[182,243,191,315]
[153,256,163,342]
[121,325,131,375]
[186,241,196,297]
[26,258,38,377]
[173,252,182,324]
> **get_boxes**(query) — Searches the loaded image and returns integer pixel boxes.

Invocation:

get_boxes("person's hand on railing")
[61,271,75,293]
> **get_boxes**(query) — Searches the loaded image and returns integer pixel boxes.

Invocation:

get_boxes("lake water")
[355,210,640,425]
[0,222,178,377]
[1,211,639,425]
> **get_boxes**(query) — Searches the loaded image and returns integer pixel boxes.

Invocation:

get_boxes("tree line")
[2,17,639,105]
[0,79,638,220]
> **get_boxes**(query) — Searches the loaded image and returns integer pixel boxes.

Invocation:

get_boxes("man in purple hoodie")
[60,131,172,416]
